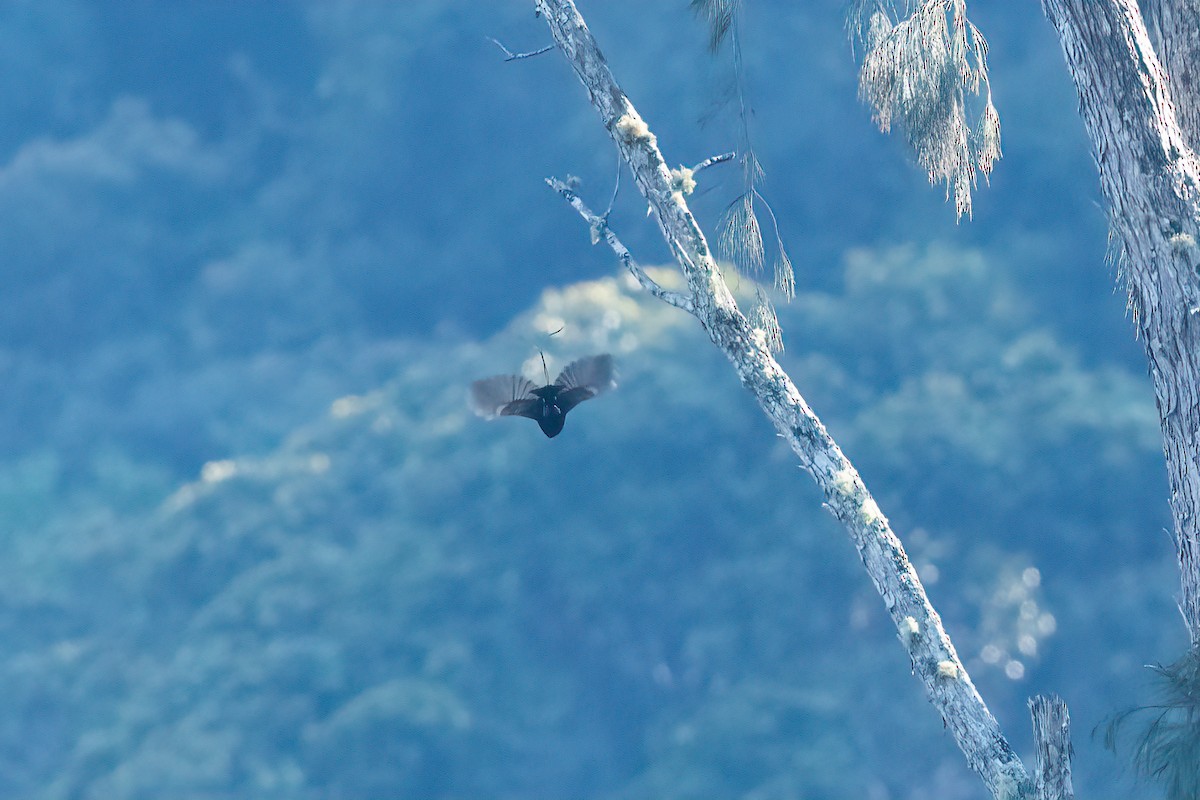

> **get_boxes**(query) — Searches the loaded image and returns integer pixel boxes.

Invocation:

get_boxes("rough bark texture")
[1043,0,1200,643]
[1142,0,1200,153]
[1030,695,1075,800]
[533,1,1035,797]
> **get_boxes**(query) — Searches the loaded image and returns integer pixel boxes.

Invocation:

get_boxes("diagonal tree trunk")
[530,1,1054,796]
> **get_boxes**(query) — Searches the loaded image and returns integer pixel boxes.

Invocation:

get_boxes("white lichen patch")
[832,468,887,525]
[669,166,697,195]
[615,113,653,143]
[900,616,920,642]
[936,660,960,680]
[832,467,858,497]
[859,496,883,525]
[1168,231,1196,251]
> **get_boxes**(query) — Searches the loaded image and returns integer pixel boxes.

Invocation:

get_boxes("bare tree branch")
[533,1,1035,796]
[547,177,695,312]
[487,37,553,62]
[690,151,736,173]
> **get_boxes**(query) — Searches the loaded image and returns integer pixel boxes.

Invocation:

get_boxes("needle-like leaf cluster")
[1105,645,1200,800]
[853,0,1002,220]
[691,0,795,352]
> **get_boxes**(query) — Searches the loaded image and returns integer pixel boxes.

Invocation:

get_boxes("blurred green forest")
[0,1,1185,798]
[0,249,1178,798]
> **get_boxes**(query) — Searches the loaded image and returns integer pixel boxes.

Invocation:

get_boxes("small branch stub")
[1029,694,1074,800]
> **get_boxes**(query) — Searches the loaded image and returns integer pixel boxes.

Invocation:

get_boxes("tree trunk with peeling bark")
[1142,0,1200,154]
[1043,0,1200,645]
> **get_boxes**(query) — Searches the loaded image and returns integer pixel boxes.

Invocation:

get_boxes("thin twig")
[752,187,796,299]
[604,147,622,219]
[487,37,554,61]
[691,151,736,173]
[547,177,695,313]
[1030,695,1074,800]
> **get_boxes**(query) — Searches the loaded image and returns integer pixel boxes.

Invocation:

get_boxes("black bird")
[469,354,616,438]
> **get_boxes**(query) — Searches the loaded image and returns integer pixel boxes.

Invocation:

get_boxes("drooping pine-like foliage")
[690,0,740,52]
[1105,645,1200,800]
[691,0,795,352]
[852,0,1002,220]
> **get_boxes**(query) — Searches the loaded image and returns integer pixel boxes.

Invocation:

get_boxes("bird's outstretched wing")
[554,354,616,414]
[469,374,539,419]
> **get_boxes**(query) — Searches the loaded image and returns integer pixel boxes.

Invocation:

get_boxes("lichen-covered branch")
[533,0,1034,796]
[1030,695,1074,800]
[1042,0,1200,645]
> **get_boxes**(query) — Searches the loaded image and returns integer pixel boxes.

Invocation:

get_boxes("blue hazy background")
[0,1,1183,798]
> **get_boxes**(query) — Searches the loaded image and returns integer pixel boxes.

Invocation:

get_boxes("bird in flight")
[469,354,616,438]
